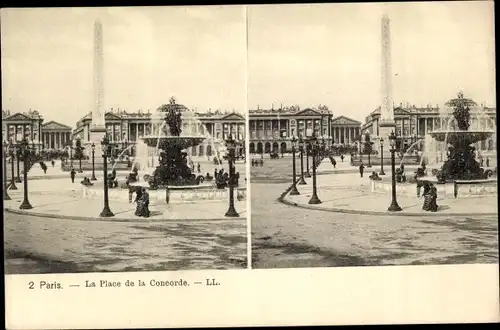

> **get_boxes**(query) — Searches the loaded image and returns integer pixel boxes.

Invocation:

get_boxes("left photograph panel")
[2,6,249,274]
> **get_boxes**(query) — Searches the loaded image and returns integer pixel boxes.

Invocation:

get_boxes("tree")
[74,137,85,173]
[363,133,374,167]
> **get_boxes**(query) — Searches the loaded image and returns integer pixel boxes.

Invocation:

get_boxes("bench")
[453,179,497,198]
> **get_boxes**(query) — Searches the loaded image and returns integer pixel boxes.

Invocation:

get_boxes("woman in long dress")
[141,188,150,218]
[134,186,143,216]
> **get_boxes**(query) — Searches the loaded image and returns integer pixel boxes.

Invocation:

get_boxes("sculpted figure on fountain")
[436,92,488,182]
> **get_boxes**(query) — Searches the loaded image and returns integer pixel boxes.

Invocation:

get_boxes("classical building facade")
[41,121,73,150]
[330,116,362,145]
[248,106,334,154]
[362,102,497,152]
[73,101,246,158]
[2,109,44,150]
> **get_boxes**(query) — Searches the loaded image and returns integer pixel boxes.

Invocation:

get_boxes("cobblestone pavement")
[251,169,498,268]
[5,212,247,274]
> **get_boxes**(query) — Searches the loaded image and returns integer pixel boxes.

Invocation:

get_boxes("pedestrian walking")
[359,163,365,178]
[486,157,490,167]
[340,154,344,162]
[166,185,170,204]
[70,168,76,183]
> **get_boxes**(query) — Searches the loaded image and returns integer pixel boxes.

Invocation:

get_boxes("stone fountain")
[140,99,207,188]
[425,92,496,183]
[371,92,496,199]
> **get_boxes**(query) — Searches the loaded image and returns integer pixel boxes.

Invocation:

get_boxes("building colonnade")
[332,126,361,144]
[42,131,72,149]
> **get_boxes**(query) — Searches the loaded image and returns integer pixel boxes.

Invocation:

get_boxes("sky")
[1,2,496,127]
[248,1,496,121]
[1,6,247,126]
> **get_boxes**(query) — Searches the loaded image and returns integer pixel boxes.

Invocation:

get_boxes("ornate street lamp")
[122,138,129,156]
[69,141,74,168]
[388,131,402,212]
[224,134,239,217]
[19,138,33,209]
[280,136,285,158]
[91,142,97,181]
[99,135,114,217]
[298,137,306,185]
[3,141,11,200]
[308,133,322,205]
[304,130,313,177]
[76,137,83,173]
[290,136,300,196]
[379,138,386,175]
[8,141,18,190]
[305,142,311,178]
[321,136,326,158]
[15,147,22,183]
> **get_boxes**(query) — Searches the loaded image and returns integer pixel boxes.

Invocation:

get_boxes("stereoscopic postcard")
[2,2,498,329]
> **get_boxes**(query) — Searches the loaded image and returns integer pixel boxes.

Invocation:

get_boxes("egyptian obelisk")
[376,14,396,158]
[89,19,107,144]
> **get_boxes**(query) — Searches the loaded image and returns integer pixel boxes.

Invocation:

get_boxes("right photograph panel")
[248,3,498,268]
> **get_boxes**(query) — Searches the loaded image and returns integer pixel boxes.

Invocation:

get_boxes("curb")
[278,189,497,217]
[26,171,131,181]
[4,208,245,223]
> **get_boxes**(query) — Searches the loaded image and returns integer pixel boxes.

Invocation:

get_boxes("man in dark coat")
[70,168,76,183]
[359,163,365,178]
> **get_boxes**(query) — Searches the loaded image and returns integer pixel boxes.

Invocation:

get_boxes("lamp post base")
[298,176,307,185]
[99,207,114,217]
[379,170,386,175]
[289,184,300,195]
[290,185,300,196]
[305,171,311,178]
[19,199,33,209]
[224,206,239,217]
[15,177,22,183]
[308,194,322,205]
[91,174,97,181]
[9,180,18,190]
[387,200,402,212]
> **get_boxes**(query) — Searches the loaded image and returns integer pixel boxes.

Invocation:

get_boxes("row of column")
[5,123,40,143]
[332,126,360,144]
[250,119,288,139]
[42,131,71,149]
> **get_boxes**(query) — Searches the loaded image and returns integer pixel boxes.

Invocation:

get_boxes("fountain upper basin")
[141,135,206,149]
[428,130,494,145]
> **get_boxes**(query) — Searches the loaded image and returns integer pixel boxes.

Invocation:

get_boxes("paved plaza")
[284,160,497,216]
[4,158,248,273]
[251,157,498,268]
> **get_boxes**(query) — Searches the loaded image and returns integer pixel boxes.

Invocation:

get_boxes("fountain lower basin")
[371,176,497,198]
[81,185,247,203]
